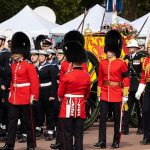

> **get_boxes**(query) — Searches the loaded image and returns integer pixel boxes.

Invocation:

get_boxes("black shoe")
[44,132,53,141]
[0,129,6,138]
[0,133,8,142]
[27,148,35,150]
[140,138,150,145]
[110,143,119,149]
[122,131,129,135]
[50,143,62,149]
[93,142,106,148]
[136,129,143,135]
[0,144,14,150]
[35,128,43,137]
[18,134,27,143]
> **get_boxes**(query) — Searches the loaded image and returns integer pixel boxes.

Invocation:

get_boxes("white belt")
[40,82,52,87]
[13,83,30,87]
[65,94,84,98]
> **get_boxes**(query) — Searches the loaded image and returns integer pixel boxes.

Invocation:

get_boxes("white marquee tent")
[50,4,130,35]
[0,5,60,37]
[131,12,150,37]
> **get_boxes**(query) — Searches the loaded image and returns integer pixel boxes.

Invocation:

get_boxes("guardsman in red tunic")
[58,31,91,150]
[93,30,130,149]
[59,30,88,81]
[135,55,150,145]
[0,32,39,150]
[50,30,88,150]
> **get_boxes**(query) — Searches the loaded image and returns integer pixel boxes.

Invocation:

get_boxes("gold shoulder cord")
[143,58,150,76]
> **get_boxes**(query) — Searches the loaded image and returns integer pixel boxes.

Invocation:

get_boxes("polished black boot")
[136,128,144,135]
[44,132,53,141]
[0,144,14,150]
[50,143,62,149]
[18,134,27,143]
[93,142,106,148]
[140,138,150,145]
[110,142,119,149]
[35,128,43,137]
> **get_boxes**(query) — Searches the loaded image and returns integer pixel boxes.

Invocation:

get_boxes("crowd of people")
[0,29,150,150]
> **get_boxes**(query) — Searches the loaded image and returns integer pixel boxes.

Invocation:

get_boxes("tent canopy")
[0,5,60,37]
[50,4,130,35]
[131,13,150,37]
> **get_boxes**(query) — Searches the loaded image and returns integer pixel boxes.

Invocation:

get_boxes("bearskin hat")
[63,30,85,46]
[104,30,122,58]
[35,34,47,50]
[11,32,30,59]
[63,41,87,64]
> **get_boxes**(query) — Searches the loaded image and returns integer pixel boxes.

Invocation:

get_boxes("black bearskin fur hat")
[63,41,87,64]
[104,30,122,58]
[63,30,85,46]
[11,32,30,59]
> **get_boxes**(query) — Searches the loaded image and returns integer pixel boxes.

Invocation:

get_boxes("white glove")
[98,97,100,101]
[30,95,35,104]
[123,96,128,104]
[135,83,146,100]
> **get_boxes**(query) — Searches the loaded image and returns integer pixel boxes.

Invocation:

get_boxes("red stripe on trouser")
[119,102,123,143]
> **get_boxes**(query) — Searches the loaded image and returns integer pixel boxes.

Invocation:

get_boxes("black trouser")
[61,118,85,150]
[143,112,150,139]
[99,100,121,144]
[6,103,36,148]
[123,91,143,132]
[143,83,150,140]
[54,102,63,144]
[0,101,8,127]
[33,99,44,127]
[0,89,9,128]
[36,91,55,130]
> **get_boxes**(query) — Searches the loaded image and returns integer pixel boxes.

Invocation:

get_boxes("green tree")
[0,0,150,24]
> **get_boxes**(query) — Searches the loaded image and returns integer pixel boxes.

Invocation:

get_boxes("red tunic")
[59,60,88,81]
[98,58,130,102]
[58,68,91,118]
[9,60,39,105]
[140,57,150,84]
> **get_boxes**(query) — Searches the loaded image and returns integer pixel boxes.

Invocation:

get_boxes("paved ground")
[0,122,150,150]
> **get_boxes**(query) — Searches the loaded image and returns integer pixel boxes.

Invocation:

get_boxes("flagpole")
[77,9,89,32]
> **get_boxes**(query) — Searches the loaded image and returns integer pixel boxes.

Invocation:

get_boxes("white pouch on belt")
[66,98,71,118]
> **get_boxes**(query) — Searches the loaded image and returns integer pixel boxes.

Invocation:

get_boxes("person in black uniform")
[37,50,58,140]
[0,35,11,140]
[123,39,148,135]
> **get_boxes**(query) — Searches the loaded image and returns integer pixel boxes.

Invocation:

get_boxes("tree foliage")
[0,0,150,24]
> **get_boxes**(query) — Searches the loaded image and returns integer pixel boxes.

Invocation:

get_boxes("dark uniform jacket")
[37,61,59,98]
[0,48,11,99]
[124,51,148,91]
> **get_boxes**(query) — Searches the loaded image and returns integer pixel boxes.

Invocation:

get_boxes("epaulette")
[118,58,124,61]
[140,57,146,63]
[142,57,147,70]
[25,59,32,64]
[124,59,129,65]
